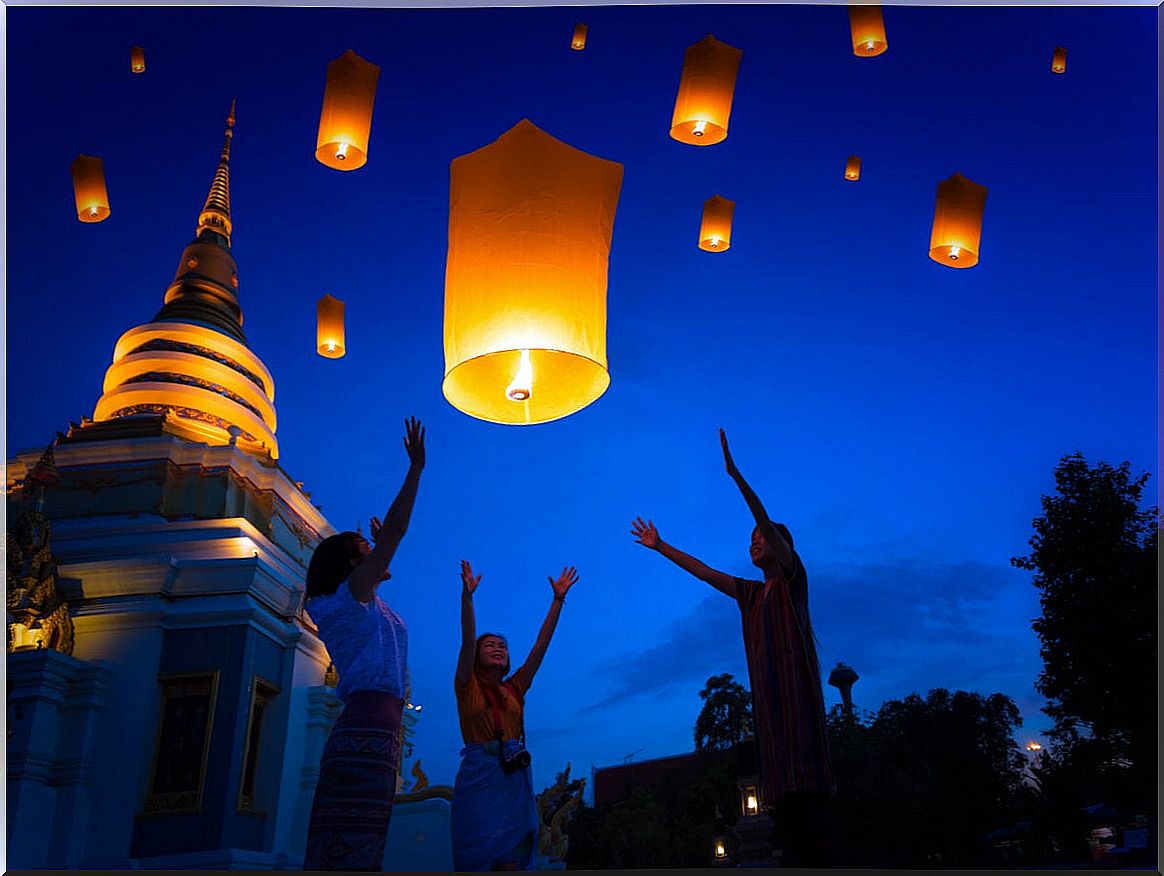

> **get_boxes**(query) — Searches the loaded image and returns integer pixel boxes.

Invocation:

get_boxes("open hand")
[460,560,481,596]
[549,566,579,598]
[631,516,661,550]
[369,516,386,543]
[719,428,739,478]
[404,416,426,470]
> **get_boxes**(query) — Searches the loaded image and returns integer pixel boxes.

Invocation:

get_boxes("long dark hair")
[305,531,365,598]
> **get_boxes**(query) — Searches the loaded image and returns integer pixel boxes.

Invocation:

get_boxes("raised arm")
[347,417,426,600]
[455,560,481,687]
[630,517,737,599]
[719,428,794,576]
[516,567,578,683]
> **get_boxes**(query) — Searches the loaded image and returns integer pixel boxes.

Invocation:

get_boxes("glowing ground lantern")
[71,154,110,223]
[845,155,862,180]
[315,49,380,171]
[316,294,346,358]
[1051,46,1067,73]
[929,172,988,268]
[699,195,735,252]
[670,35,743,146]
[849,6,888,57]
[571,23,588,50]
[443,119,624,425]
[130,46,146,73]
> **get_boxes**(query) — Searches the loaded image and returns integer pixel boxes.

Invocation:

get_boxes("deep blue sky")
[6,4,1158,796]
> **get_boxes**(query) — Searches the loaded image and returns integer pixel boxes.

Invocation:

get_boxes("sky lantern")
[571,23,588,50]
[130,46,145,73]
[698,195,735,252]
[849,6,888,57]
[316,294,346,358]
[845,155,862,180]
[1051,46,1067,73]
[315,49,380,171]
[443,119,624,425]
[929,172,988,268]
[669,35,743,146]
[70,154,110,223]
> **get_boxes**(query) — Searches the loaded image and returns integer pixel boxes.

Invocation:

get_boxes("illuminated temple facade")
[5,109,444,869]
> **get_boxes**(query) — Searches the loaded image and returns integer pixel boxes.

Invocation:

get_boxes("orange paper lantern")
[1051,46,1067,74]
[571,23,588,50]
[845,155,862,180]
[698,195,735,252]
[443,119,624,425]
[315,49,380,171]
[929,172,988,268]
[670,35,743,146]
[849,6,888,57]
[71,154,111,223]
[130,46,146,74]
[316,294,346,358]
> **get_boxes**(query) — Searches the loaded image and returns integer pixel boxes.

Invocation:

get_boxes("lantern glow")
[929,172,988,268]
[845,155,862,180]
[1026,741,1043,752]
[443,119,623,425]
[670,35,743,146]
[316,294,346,358]
[1051,46,1067,73]
[739,782,761,816]
[130,46,146,73]
[71,154,111,223]
[572,23,588,50]
[714,840,727,859]
[699,195,735,252]
[315,49,380,171]
[849,6,888,57]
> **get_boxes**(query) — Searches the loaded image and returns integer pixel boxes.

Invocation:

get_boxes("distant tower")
[6,106,336,870]
[828,662,859,717]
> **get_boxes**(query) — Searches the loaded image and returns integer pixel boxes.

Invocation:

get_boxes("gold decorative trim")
[395,784,455,805]
[237,674,280,814]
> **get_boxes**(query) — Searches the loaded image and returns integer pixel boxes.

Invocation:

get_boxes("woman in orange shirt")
[450,560,578,871]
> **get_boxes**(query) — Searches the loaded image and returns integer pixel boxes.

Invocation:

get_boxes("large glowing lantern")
[317,294,346,358]
[699,195,735,252]
[929,172,988,268]
[443,119,624,425]
[571,23,588,50]
[849,6,888,57]
[71,154,111,223]
[670,35,743,146]
[845,155,862,180]
[315,49,380,171]
[1051,46,1067,74]
[130,46,146,73]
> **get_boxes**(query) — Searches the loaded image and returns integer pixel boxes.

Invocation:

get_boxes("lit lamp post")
[732,777,777,867]
[711,805,732,867]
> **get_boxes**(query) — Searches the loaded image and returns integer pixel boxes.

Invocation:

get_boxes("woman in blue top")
[302,416,425,871]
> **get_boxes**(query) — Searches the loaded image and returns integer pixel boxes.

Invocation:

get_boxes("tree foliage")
[693,673,753,752]
[1011,452,1158,807]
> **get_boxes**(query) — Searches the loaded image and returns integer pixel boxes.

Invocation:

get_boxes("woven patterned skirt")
[304,690,404,871]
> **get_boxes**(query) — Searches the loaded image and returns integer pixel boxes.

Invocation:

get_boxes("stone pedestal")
[733,811,780,868]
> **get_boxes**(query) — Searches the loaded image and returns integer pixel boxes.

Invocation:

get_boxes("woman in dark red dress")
[630,429,834,866]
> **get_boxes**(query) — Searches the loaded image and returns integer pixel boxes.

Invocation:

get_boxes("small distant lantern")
[71,154,111,223]
[130,46,146,74]
[315,49,380,171]
[571,23,588,50]
[443,119,624,425]
[1051,46,1067,74]
[316,294,346,358]
[670,35,743,146]
[698,195,735,252]
[713,838,728,860]
[738,779,761,817]
[928,172,988,268]
[845,155,862,180]
[849,6,888,57]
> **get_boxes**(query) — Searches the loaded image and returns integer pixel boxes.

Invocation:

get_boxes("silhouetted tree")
[1011,453,1158,810]
[693,673,752,752]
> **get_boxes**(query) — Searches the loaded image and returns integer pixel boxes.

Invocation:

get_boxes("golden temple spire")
[196,100,236,246]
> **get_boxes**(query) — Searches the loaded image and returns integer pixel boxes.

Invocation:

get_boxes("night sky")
[5,3,1157,797]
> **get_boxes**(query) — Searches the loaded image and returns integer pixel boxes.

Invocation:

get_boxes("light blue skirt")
[451,741,539,871]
